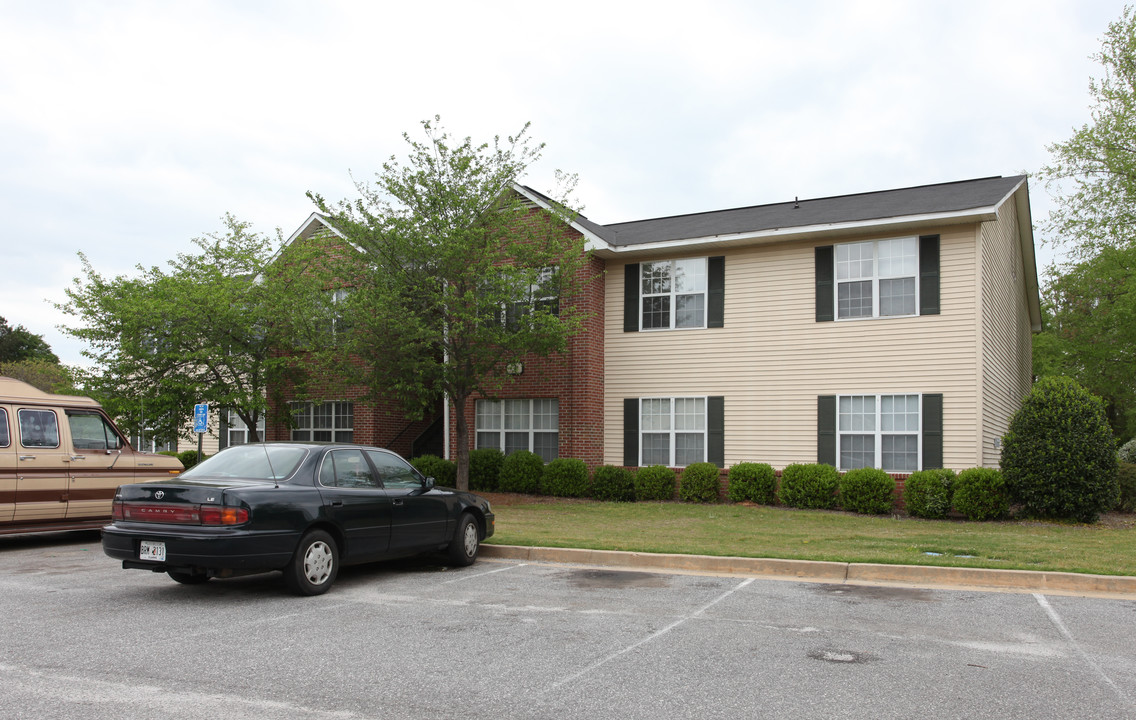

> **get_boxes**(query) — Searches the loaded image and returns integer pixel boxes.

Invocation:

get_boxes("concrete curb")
[481,544,1136,599]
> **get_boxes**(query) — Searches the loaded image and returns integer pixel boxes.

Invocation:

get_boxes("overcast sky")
[0,0,1127,367]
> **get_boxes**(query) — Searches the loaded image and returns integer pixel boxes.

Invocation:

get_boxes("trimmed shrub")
[679,462,721,503]
[726,463,776,505]
[592,465,635,502]
[542,458,591,498]
[1119,438,1136,464]
[904,468,957,519]
[177,450,204,469]
[838,467,895,515]
[778,463,839,509]
[1117,462,1136,513]
[410,454,456,487]
[497,450,544,494]
[1000,376,1119,523]
[634,465,676,501]
[953,468,1009,521]
[468,448,504,492]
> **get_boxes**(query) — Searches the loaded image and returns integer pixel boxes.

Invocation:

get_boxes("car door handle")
[19,455,35,460]
[70,455,86,461]
[392,499,404,506]
[331,500,343,507]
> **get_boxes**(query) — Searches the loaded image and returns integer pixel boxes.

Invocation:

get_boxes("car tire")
[167,570,209,585]
[446,513,480,567]
[284,529,338,596]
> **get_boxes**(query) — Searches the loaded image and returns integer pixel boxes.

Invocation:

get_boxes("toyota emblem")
[154,491,165,500]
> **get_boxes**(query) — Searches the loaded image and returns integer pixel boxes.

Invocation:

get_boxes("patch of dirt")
[479,492,592,507]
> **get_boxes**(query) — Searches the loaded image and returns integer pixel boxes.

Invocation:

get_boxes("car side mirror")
[424,476,435,490]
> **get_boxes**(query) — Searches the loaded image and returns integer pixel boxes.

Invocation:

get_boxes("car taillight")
[199,506,249,525]
[112,499,125,521]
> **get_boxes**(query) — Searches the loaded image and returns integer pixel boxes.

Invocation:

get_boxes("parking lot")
[2,531,1134,719]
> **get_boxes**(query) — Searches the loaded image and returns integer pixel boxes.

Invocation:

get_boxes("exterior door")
[13,408,69,522]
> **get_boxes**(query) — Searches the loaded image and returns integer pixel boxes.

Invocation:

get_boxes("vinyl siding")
[604,226,982,470]
[979,195,1034,467]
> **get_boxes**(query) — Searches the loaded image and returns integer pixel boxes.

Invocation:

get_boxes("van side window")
[18,409,60,448]
[0,409,9,448]
[67,412,122,451]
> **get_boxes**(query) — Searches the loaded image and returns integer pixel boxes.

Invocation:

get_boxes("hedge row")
[409,453,1132,520]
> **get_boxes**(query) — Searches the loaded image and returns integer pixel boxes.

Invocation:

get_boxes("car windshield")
[180,445,308,481]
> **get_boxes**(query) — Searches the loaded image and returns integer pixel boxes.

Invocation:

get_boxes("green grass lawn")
[481,494,1136,576]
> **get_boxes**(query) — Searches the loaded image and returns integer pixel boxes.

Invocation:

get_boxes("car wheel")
[167,570,209,585]
[446,513,480,567]
[284,529,338,596]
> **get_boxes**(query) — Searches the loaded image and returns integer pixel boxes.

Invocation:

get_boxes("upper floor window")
[836,238,918,319]
[505,267,559,328]
[226,409,264,446]
[291,401,353,443]
[641,258,707,330]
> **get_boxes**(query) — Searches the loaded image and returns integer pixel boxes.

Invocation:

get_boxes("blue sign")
[193,403,209,433]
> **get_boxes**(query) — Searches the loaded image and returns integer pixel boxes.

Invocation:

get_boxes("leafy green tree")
[308,118,590,491]
[0,316,59,364]
[58,215,329,445]
[0,358,75,394]
[1039,6,1136,261]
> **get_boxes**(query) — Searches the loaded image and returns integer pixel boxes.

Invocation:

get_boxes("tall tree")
[0,316,59,364]
[1039,6,1136,260]
[308,118,591,490]
[58,215,330,446]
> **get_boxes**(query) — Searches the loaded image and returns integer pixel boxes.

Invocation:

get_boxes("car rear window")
[181,445,308,481]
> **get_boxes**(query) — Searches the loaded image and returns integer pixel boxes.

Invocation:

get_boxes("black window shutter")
[922,393,943,469]
[919,235,940,316]
[817,395,836,466]
[707,256,725,328]
[708,396,724,467]
[815,246,834,322]
[219,412,229,450]
[624,263,640,333]
[623,398,639,467]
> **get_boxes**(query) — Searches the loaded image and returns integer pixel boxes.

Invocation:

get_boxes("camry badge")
[155,491,165,500]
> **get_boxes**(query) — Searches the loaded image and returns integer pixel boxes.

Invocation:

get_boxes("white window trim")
[503,266,559,327]
[639,396,708,468]
[834,238,920,321]
[640,258,708,331]
[290,401,354,443]
[475,398,559,460]
[836,393,922,472]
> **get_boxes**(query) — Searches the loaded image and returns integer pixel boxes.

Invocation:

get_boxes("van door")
[64,410,135,521]
[13,408,69,522]
[0,408,15,523]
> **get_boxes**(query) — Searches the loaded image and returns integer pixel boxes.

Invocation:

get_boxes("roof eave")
[511,184,613,251]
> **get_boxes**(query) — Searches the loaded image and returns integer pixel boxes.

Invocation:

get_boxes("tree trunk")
[452,393,470,491]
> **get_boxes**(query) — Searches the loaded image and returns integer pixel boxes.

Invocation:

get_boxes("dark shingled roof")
[525,175,1026,248]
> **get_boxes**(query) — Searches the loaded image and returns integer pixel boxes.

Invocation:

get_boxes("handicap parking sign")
[193,403,209,433]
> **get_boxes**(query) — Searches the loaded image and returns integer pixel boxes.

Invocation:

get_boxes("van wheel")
[284,530,338,596]
[167,570,209,585]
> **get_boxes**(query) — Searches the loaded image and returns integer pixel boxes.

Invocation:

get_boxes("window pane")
[675,433,704,467]
[641,399,671,431]
[879,277,916,316]
[533,432,558,462]
[642,433,670,466]
[839,396,875,432]
[532,399,558,430]
[313,404,333,429]
[674,398,705,431]
[881,395,920,432]
[504,432,529,455]
[334,430,353,443]
[882,435,918,471]
[840,434,874,470]
[476,432,500,451]
[878,237,917,277]
[836,242,873,281]
[675,294,704,328]
[641,261,671,294]
[476,400,502,430]
[313,430,332,442]
[335,402,353,428]
[673,258,706,293]
[642,296,670,329]
[837,280,873,318]
[504,399,530,430]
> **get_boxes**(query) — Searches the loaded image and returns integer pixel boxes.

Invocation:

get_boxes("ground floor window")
[475,398,558,462]
[641,397,706,467]
[290,401,354,443]
[837,394,920,471]
[225,409,265,446]
[131,433,176,453]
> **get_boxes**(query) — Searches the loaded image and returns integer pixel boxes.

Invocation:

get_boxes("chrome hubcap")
[462,523,478,558]
[303,541,334,585]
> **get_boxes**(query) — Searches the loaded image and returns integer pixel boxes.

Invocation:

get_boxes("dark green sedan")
[102,443,494,595]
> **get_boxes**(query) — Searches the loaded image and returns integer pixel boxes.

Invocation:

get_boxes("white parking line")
[442,562,527,585]
[544,577,756,693]
[1034,593,1134,710]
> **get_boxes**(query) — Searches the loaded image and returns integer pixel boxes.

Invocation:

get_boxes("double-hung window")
[837,394,920,471]
[226,409,265,446]
[476,399,558,462]
[505,267,559,328]
[291,401,354,442]
[641,397,706,467]
[836,237,918,319]
[641,258,707,330]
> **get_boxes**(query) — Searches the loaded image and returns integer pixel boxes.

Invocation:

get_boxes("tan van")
[0,377,183,535]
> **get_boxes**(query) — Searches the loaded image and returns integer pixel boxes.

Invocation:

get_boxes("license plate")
[139,540,166,562]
